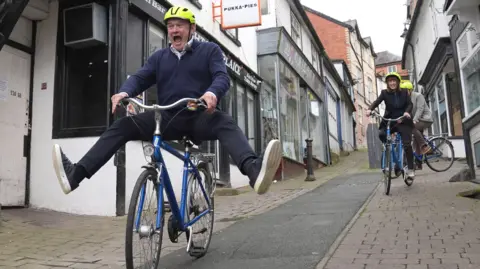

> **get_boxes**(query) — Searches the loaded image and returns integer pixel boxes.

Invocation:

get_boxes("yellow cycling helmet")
[400,80,414,91]
[164,6,196,24]
[385,72,402,82]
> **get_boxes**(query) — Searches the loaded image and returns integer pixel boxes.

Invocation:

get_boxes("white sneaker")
[406,170,415,178]
[253,140,282,195]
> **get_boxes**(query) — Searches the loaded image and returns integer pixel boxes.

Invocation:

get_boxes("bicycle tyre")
[384,144,392,195]
[125,169,164,269]
[185,162,214,258]
[426,137,455,172]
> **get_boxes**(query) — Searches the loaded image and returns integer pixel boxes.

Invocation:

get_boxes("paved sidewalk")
[0,151,369,269]
[322,162,480,269]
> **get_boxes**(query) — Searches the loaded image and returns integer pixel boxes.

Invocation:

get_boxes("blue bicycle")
[123,97,216,268]
[370,112,413,195]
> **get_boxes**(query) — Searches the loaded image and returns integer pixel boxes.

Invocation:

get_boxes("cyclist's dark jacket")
[369,89,413,120]
[119,39,230,109]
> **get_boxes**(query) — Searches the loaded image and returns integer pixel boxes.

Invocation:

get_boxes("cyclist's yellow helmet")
[400,80,414,91]
[164,6,196,24]
[385,72,402,82]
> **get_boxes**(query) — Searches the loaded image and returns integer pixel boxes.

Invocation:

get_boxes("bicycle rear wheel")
[185,162,214,258]
[425,137,455,172]
[384,145,392,195]
[125,169,164,269]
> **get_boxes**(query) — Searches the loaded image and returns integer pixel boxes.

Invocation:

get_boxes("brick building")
[375,51,409,81]
[304,6,377,148]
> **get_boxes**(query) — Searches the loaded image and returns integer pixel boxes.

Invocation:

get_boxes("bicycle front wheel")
[425,137,455,172]
[384,144,392,195]
[125,169,164,269]
[185,162,214,258]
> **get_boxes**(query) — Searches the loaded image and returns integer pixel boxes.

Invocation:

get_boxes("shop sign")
[193,31,261,91]
[278,32,321,91]
[130,0,167,24]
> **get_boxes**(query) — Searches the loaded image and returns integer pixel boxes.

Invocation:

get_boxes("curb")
[315,181,381,269]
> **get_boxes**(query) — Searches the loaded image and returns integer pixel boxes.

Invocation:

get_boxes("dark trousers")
[378,120,414,170]
[77,110,256,178]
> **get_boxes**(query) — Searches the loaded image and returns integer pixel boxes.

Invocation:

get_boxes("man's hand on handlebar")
[111,92,129,114]
[200,92,217,114]
[366,110,372,117]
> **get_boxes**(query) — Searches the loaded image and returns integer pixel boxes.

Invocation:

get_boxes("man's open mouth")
[173,36,182,42]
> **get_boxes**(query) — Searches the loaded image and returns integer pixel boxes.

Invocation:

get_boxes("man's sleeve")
[413,94,426,122]
[205,44,230,101]
[405,91,413,114]
[118,50,159,98]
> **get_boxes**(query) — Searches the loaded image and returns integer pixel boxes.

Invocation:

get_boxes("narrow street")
[0,152,370,269]
[1,153,477,269]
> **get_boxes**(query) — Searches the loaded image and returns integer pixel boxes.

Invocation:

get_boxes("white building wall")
[406,0,452,81]
[28,0,259,216]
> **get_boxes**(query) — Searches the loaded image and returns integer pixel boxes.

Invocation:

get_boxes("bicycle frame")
[377,114,405,172]
[411,134,444,161]
[129,99,212,234]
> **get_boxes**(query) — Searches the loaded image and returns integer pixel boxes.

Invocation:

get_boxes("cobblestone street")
[322,161,480,269]
[0,152,368,269]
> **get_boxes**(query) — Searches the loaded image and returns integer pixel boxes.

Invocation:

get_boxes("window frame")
[52,0,112,139]
[387,65,397,73]
[457,23,480,118]
[290,11,302,49]
[220,25,241,46]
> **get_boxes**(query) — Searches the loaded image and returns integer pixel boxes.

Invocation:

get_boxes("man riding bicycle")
[400,80,433,170]
[52,6,282,196]
[366,72,415,179]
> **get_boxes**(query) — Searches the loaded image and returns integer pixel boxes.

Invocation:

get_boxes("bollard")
[305,138,316,181]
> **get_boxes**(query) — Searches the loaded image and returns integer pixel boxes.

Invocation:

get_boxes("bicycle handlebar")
[122,97,206,111]
[369,111,407,122]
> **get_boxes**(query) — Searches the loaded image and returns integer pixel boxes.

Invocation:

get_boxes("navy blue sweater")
[119,39,230,110]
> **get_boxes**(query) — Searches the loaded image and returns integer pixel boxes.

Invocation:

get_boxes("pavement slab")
[321,162,480,269]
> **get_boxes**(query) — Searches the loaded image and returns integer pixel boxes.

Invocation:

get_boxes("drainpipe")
[406,41,419,93]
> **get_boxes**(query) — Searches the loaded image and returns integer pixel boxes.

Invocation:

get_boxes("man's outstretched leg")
[192,111,282,195]
[52,111,156,194]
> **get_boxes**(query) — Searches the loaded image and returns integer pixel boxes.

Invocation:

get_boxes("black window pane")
[64,45,109,128]
[126,12,143,75]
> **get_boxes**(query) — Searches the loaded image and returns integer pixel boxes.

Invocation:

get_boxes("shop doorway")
[0,45,31,206]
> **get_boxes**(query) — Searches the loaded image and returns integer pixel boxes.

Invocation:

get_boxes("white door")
[0,45,31,206]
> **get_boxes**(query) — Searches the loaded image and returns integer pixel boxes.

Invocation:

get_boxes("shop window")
[428,89,441,135]
[290,11,302,49]
[299,85,309,158]
[260,82,278,150]
[308,90,326,162]
[279,60,300,161]
[237,84,246,135]
[247,91,256,150]
[458,24,480,116]
[445,72,463,136]
[260,0,268,15]
[53,1,110,138]
[436,77,449,135]
[145,23,166,106]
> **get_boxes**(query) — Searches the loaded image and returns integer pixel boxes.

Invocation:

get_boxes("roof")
[375,51,402,66]
[402,0,425,68]
[363,36,377,57]
[303,5,376,57]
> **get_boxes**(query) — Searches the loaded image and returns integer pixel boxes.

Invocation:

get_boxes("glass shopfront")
[258,53,327,164]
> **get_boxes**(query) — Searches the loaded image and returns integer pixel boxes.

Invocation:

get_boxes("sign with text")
[221,0,262,29]
[278,32,322,94]
[130,0,167,25]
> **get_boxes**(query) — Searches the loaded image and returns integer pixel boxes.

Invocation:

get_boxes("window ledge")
[188,0,202,10]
